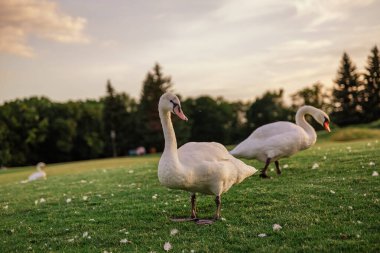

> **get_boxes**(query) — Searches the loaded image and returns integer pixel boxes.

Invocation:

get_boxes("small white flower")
[39,198,46,203]
[129,170,134,174]
[119,228,126,232]
[356,234,361,238]
[270,168,274,172]
[190,250,195,253]
[83,232,88,238]
[68,238,75,242]
[221,217,226,221]
[258,233,267,238]
[66,198,72,203]
[80,180,87,183]
[330,190,336,194]
[273,224,282,231]
[120,238,129,244]
[372,171,379,177]
[164,242,172,251]
[3,205,8,210]
[10,229,15,233]
[369,162,375,166]
[35,200,38,205]
[348,206,353,210]
[82,196,88,201]
[152,195,157,199]
[312,163,319,170]
[170,229,179,236]
[323,156,327,160]
[357,220,362,224]
[283,164,289,169]
[89,219,95,222]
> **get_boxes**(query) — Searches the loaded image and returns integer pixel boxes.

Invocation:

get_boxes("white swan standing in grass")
[230,106,331,178]
[21,162,47,183]
[158,92,257,224]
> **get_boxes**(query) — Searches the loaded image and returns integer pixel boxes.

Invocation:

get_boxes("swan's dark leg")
[196,195,221,225]
[170,193,198,222]
[191,193,197,219]
[259,158,271,178]
[214,195,221,220]
[275,161,282,175]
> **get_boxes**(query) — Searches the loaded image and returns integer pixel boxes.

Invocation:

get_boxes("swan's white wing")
[177,142,256,195]
[178,142,229,163]
[231,122,308,161]
[250,122,300,140]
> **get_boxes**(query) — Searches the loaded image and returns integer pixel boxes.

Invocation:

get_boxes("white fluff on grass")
[258,233,267,238]
[283,164,289,169]
[312,163,319,169]
[120,238,129,243]
[372,171,379,176]
[170,229,179,236]
[369,161,375,166]
[164,242,172,251]
[273,224,282,231]
[330,190,336,194]
[66,198,72,203]
[82,196,88,201]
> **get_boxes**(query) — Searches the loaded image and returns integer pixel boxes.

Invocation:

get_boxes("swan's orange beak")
[174,106,188,121]
[324,121,331,132]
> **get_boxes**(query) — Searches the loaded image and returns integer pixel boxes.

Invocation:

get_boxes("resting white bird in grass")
[230,105,331,178]
[158,92,257,224]
[21,162,47,183]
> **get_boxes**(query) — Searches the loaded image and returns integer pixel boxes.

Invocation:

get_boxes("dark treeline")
[1,45,379,167]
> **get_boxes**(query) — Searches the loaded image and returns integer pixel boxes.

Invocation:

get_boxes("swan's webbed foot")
[195,219,214,225]
[259,173,272,179]
[170,217,198,222]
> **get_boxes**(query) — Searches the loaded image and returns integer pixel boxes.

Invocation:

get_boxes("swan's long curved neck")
[159,110,180,164]
[295,107,317,147]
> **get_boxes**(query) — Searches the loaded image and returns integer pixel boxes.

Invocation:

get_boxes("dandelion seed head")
[120,238,129,243]
[164,242,172,251]
[170,229,179,236]
[273,224,282,231]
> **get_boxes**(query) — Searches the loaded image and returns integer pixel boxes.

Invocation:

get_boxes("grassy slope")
[0,139,379,253]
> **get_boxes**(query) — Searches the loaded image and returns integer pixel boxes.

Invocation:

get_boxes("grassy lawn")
[1,138,379,252]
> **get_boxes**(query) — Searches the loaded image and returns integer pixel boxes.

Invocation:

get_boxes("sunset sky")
[1,0,379,104]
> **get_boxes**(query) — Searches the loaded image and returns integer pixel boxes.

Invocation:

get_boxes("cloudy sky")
[0,0,379,104]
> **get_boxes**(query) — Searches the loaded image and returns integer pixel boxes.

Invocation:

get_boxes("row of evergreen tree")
[0,46,378,167]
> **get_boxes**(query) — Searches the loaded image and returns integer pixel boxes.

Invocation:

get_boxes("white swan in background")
[230,105,331,178]
[21,162,47,183]
[158,92,257,224]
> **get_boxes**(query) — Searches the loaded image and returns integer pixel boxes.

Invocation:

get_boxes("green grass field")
[1,136,380,252]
